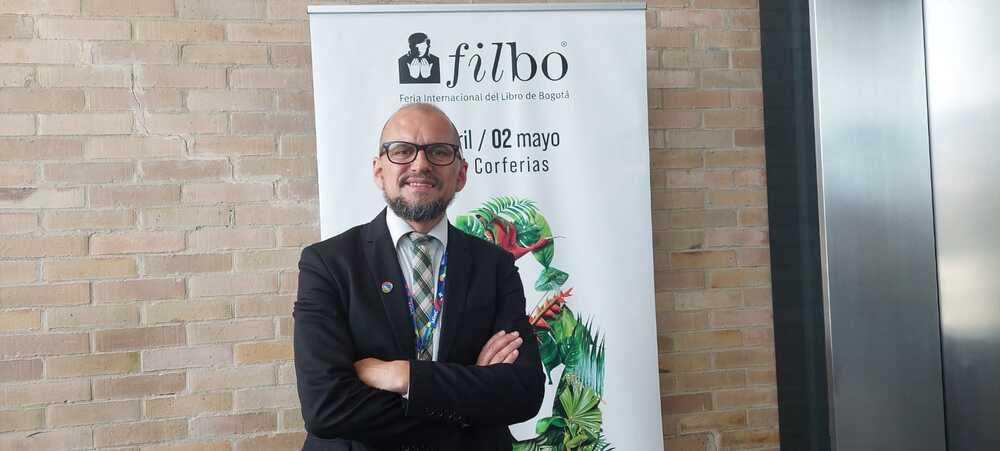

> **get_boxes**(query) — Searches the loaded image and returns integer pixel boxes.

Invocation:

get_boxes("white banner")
[309,4,662,449]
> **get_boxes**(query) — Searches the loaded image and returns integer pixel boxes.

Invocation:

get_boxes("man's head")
[374,103,467,224]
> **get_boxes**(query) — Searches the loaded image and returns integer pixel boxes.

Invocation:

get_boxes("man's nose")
[408,149,433,171]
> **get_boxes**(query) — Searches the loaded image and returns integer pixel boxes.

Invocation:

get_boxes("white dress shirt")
[385,207,449,362]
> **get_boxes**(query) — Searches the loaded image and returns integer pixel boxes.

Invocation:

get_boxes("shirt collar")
[385,206,449,249]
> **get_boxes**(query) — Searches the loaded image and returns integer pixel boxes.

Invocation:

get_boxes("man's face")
[374,108,467,221]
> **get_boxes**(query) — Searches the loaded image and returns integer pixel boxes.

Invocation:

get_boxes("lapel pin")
[381,281,393,294]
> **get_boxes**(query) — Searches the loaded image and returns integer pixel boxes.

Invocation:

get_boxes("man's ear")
[373,157,385,190]
[455,159,468,192]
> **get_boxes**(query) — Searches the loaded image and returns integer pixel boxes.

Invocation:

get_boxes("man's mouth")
[401,177,438,190]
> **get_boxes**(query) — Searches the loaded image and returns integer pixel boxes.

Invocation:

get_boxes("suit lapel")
[362,209,416,360]
[438,224,472,362]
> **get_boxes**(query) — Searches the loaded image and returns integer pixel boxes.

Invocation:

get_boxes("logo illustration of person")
[398,32,440,84]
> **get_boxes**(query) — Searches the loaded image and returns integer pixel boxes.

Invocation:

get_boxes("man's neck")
[406,215,444,234]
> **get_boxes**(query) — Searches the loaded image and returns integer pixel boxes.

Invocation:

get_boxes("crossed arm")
[353,330,524,394]
[294,245,544,445]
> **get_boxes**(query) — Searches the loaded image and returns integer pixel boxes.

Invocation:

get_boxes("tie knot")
[409,232,436,249]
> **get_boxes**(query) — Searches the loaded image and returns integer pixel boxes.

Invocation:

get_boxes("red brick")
[3,188,86,209]
[230,68,311,89]
[189,273,278,298]
[96,325,186,352]
[0,235,87,258]
[227,22,309,42]
[721,429,780,449]
[93,372,186,399]
[187,89,273,110]
[145,300,225,325]
[188,319,273,344]
[0,15,34,39]
[0,282,89,307]
[138,66,226,88]
[195,136,276,156]
[182,182,273,203]
[191,412,276,437]
[235,432,307,451]
[93,42,178,64]
[37,17,130,40]
[46,352,140,377]
[272,45,311,66]
[94,419,188,447]
[235,294,295,318]
[231,112,313,134]
[178,0,266,19]
[141,205,233,228]
[48,304,138,329]
[93,278,185,302]
[87,136,185,158]
[662,393,712,415]
[145,254,233,275]
[90,184,180,207]
[234,385,297,410]
[0,163,35,185]
[673,330,743,351]
[43,257,138,281]
[142,160,230,181]
[235,205,315,226]
[235,157,316,178]
[0,333,89,359]
[134,21,225,41]
[716,388,778,408]
[0,359,43,382]
[43,210,135,230]
[49,400,140,427]
[142,345,233,371]
[146,113,227,134]
[0,88,86,112]
[714,348,774,368]
[0,427,93,450]
[648,70,697,89]
[0,40,82,64]
[0,379,91,408]
[91,231,185,255]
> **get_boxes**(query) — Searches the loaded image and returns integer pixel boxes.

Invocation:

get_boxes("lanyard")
[405,250,447,356]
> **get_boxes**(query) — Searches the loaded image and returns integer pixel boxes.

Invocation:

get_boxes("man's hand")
[354,358,410,394]
[476,330,523,366]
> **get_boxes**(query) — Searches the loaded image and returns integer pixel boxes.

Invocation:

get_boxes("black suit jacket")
[294,210,545,451]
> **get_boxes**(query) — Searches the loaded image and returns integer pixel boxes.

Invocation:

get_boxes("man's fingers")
[476,331,519,366]
[501,349,519,364]
[488,336,523,365]
[476,331,506,365]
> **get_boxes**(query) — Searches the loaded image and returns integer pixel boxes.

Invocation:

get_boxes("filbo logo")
[397,32,569,88]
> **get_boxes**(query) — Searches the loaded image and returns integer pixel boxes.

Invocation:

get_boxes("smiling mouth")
[401,178,438,190]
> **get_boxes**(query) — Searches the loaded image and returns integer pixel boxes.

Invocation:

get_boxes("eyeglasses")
[380,141,461,166]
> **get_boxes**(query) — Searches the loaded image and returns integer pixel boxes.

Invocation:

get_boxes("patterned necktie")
[408,232,437,361]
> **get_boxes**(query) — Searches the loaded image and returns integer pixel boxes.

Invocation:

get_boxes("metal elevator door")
[925,0,1000,449]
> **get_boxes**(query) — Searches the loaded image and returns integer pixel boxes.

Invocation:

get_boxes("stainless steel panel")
[810,0,946,450]
[925,1,1000,448]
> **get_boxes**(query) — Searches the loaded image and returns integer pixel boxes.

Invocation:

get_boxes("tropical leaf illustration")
[458,196,611,451]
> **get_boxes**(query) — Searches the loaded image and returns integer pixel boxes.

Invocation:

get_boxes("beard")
[385,192,454,223]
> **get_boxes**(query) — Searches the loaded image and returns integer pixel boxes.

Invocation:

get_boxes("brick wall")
[0,0,775,450]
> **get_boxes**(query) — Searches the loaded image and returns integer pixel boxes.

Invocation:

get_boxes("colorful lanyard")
[405,250,447,356]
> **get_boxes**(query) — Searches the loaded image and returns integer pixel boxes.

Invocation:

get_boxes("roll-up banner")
[308,3,661,449]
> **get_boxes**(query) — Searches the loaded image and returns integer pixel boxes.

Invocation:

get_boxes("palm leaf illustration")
[459,197,610,451]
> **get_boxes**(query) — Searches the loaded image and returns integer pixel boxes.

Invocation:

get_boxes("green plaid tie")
[408,232,437,361]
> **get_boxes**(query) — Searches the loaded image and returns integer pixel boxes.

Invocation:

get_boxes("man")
[294,103,545,451]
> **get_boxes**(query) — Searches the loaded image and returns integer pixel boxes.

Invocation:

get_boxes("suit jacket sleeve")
[405,250,546,426]
[294,245,459,445]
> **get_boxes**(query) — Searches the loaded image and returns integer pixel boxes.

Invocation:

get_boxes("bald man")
[294,104,545,451]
